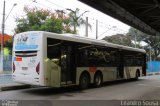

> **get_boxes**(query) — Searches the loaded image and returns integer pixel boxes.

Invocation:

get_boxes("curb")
[147,72,160,76]
[0,74,12,76]
[0,84,31,91]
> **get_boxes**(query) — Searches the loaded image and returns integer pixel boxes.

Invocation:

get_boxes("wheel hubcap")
[95,76,101,85]
[82,77,87,85]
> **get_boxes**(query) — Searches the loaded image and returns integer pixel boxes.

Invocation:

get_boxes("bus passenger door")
[60,46,75,85]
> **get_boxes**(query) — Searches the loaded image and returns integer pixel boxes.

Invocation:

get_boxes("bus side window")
[77,43,91,67]
[47,38,61,65]
[78,49,88,67]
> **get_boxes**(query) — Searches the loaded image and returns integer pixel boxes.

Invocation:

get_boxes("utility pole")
[85,17,88,37]
[96,20,98,39]
[134,34,137,48]
[1,0,5,72]
[0,1,17,72]
[55,10,65,19]
[149,46,152,62]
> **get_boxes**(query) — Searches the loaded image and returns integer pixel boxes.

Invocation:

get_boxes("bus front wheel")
[79,73,90,90]
[135,70,140,80]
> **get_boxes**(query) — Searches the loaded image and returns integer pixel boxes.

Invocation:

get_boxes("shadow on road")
[23,78,145,96]
[24,86,83,96]
[102,78,143,87]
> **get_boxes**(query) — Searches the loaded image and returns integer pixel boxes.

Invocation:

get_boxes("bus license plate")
[22,67,28,70]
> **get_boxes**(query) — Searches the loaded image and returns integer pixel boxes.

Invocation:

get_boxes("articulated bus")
[12,31,146,89]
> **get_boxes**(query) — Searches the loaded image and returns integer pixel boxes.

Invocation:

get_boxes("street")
[0,75,160,106]
[0,75,160,100]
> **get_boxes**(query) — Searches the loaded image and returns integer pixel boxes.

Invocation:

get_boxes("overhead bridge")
[79,0,160,36]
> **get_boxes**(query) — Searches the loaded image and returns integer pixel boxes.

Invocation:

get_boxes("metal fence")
[3,55,12,71]
[147,61,160,73]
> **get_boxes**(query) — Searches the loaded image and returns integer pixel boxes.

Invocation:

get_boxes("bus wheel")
[94,73,103,87]
[135,70,140,80]
[79,73,89,90]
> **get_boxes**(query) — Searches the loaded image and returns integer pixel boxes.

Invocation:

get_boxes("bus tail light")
[13,62,15,73]
[36,62,40,75]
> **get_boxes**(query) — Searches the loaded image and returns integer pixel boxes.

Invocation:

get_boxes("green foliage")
[63,17,73,33]
[127,27,147,43]
[103,34,133,47]
[103,27,160,60]
[5,38,13,48]
[67,8,91,34]
[4,47,10,56]
[4,38,13,55]
[127,27,160,60]
[15,18,30,33]
[15,7,65,34]
[41,18,63,33]
[15,7,90,34]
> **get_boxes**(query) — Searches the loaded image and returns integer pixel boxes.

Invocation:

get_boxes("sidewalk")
[0,73,30,91]
[0,74,13,84]
[147,72,160,76]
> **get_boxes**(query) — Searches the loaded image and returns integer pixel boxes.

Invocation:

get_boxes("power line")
[32,0,53,11]
[32,0,128,34]
[87,16,128,33]
[45,0,65,9]
[5,3,17,22]
[28,0,35,6]
[16,0,54,18]
[31,0,67,13]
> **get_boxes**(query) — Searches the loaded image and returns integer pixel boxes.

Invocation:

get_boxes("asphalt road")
[0,75,160,106]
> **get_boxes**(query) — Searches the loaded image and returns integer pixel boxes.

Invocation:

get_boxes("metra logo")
[17,34,28,44]
[15,33,39,50]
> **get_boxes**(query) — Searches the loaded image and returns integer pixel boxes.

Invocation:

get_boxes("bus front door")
[60,46,75,85]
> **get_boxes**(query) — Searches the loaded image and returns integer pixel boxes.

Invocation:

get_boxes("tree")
[103,34,133,47]
[15,7,91,34]
[4,39,13,54]
[127,27,160,60]
[67,8,91,34]
[40,18,63,33]
[127,27,147,46]
[15,7,65,34]
[54,10,73,33]
[5,38,13,49]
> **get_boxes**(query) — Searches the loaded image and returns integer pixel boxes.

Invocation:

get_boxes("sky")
[0,0,130,39]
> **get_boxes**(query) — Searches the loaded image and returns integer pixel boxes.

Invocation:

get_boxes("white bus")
[12,31,146,89]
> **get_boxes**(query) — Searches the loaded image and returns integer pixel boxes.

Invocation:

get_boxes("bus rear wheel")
[79,73,89,90]
[135,70,140,80]
[94,73,103,87]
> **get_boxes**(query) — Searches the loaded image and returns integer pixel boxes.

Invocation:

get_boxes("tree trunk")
[73,24,76,34]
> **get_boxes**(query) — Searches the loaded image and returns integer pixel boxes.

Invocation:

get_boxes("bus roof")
[42,31,146,53]
[18,31,146,53]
